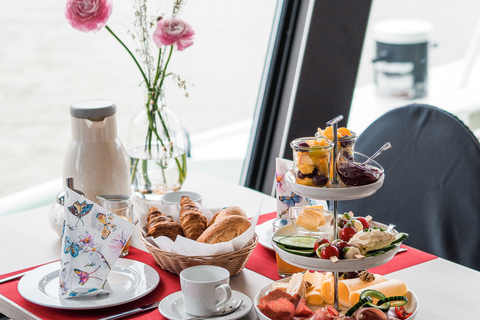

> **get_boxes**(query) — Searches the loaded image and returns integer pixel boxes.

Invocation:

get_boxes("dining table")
[0,170,478,319]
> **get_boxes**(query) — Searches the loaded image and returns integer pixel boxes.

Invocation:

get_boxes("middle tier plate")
[272,223,400,272]
[285,170,384,201]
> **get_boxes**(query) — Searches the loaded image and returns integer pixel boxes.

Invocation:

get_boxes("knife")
[0,271,28,284]
[97,301,160,320]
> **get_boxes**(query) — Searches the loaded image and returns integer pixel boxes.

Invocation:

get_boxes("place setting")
[4,183,257,319]
[159,265,252,320]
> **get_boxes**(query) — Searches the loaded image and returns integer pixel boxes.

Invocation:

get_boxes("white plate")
[285,170,384,201]
[254,277,419,319]
[159,290,252,320]
[17,259,160,310]
[257,218,276,251]
[273,223,400,272]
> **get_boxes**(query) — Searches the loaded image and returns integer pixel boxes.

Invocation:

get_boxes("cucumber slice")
[364,250,385,257]
[345,296,372,317]
[391,232,409,245]
[377,295,408,307]
[364,244,399,257]
[273,235,317,250]
[360,289,387,301]
[365,301,391,312]
[272,236,286,243]
[276,243,315,256]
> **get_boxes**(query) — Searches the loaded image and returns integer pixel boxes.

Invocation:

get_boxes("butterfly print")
[279,192,302,208]
[276,172,285,192]
[97,212,117,240]
[68,201,93,226]
[74,265,102,285]
[64,236,84,258]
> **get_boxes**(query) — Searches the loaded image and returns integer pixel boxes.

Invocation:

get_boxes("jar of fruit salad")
[290,137,334,187]
[316,126,357,150]
[316,126,357,179]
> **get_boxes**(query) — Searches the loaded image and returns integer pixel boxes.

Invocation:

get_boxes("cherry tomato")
[332,239,348,255]
[320,244,340,259]
[340,226,357,242]
[395,306,413,319]
[337,217,348,228]
[356,217,369,230]
[314,237,330,251]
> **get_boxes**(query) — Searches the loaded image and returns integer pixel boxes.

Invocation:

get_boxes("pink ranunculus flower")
[65,0,113,33]
[153,18,195,51]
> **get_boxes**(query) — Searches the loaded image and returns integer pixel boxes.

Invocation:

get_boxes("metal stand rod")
[326,115,342,311]
[333,200,339,310]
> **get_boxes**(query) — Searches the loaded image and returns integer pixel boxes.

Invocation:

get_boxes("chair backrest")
[338,104,480,271]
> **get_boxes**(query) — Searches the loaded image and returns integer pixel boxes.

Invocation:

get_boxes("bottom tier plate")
[254,277,418,320]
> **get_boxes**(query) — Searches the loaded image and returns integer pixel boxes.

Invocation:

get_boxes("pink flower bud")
[153,18,195,51]
[65,0,113,33]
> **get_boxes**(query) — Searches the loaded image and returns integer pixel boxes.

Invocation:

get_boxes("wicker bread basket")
[140,231,258,276]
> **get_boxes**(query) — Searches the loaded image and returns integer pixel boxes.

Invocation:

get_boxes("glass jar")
[290,137,333,187]
[49,191,64,237]
[127,91,187,200]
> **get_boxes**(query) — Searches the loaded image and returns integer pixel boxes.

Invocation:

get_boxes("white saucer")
[256,218,276,251]
[159,290,252,320]
[17,259,160,310]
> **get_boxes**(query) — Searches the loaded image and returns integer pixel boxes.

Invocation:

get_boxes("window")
[0,1,277,199]
[351,0,480,137]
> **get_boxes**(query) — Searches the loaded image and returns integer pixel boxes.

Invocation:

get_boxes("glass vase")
[127,91,187,200]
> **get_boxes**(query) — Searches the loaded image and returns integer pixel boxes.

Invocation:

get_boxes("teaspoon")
[186,300,243,320]
[362,142,392,165]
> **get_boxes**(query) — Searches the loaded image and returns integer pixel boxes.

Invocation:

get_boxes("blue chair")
[338,104,480,271]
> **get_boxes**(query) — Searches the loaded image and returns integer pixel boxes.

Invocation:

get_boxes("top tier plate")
[285,170,384,201]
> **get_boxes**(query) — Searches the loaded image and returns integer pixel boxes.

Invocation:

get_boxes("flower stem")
[105,25,150,88]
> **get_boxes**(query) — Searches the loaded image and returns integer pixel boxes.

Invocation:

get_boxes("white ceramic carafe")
[63,100,131,203]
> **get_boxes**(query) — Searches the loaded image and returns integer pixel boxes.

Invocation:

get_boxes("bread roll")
[208,206,247,227]
[180,196,208,240]
[146,206,183,241]
[197,215,251,244]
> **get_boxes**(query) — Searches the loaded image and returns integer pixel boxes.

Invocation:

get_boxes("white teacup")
[180,265,232,316]
[161,191,202,205]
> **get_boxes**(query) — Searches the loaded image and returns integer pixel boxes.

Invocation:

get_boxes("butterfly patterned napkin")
[275,158,328,219]
[58,187,135,298]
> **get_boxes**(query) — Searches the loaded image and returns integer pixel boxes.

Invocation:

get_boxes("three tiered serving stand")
[273,115,399,311]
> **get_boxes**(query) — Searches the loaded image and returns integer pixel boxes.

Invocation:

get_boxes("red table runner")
[0,212,437,319]
[0,248,177,320]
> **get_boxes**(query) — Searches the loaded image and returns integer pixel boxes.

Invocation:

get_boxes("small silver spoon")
[186,300,243,320]
[362,142,392,165]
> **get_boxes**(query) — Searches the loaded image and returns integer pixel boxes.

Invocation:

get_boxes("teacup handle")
[214,284,232,311]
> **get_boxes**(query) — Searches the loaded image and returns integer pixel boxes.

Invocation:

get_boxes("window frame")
[241,0,373,195]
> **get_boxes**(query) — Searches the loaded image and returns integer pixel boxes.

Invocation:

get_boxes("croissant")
[180,196,208,240]
[146,206,183,241]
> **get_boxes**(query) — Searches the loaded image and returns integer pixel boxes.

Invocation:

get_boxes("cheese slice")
[286,273,306,297]
[295,206,325,231]
[321,272,334,305]
[271,282,290,292]
[303,271,325,305]
[349,279,408,307]
[338,275,386,307]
